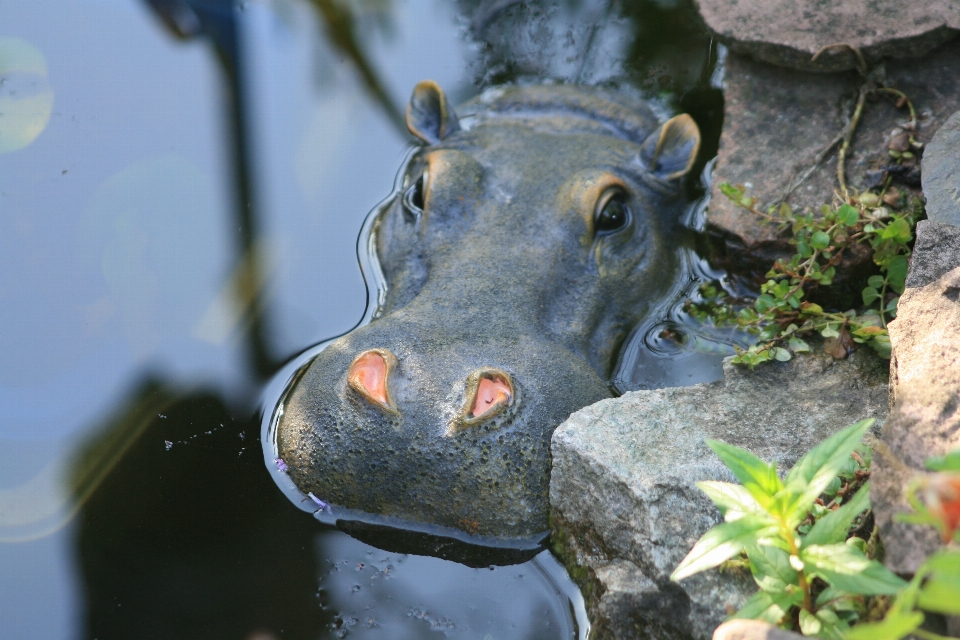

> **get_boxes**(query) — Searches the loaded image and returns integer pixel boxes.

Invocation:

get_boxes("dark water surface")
[0,1,729,637]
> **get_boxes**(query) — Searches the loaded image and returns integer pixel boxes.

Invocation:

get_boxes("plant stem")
[838,84,869,199]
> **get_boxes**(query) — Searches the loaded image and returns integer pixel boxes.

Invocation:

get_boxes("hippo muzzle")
[272,81,701,542]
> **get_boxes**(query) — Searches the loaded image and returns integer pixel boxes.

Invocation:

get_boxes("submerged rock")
[694,0,960,73]
[921,110,960,227]
[550,348,888,640]
[872,220,960,574]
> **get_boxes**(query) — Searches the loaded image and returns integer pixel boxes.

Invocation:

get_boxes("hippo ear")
[639,114,701,180]
[405,80,461,145]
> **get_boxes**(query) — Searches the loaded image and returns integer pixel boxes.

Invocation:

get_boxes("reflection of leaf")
[0,37,54,154]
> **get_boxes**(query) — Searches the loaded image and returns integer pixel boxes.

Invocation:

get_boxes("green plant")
[671,419,905,638]
[690,186,922,367]
[843,451,960,640]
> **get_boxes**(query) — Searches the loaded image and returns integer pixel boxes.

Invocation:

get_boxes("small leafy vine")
[690,185,923,367]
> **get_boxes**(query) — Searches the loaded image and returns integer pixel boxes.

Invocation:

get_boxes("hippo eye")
[595,189,631,234]
[402,169,428,222]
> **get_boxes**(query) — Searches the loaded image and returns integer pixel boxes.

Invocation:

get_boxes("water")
[0,0,733,637]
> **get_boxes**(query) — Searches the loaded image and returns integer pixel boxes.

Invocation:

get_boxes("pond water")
[0,0,734,637]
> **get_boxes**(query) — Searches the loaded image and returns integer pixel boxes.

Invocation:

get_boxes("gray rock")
[713,620,804,640]
[694,0,960,73]
[922,111,960,227]
[872,221,960,574]
[707,42,960,283]
[550,349,889,640]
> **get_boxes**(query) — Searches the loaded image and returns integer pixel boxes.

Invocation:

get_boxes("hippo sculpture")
[273,81,700,545]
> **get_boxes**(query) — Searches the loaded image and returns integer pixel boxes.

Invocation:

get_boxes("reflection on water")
[0,0,731,637]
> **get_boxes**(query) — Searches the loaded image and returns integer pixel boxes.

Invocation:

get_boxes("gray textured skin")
[277,84,699,541]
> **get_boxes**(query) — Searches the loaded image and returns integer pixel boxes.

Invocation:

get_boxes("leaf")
[799,609,821,635]
[811,230,831,249]
[868,334,892,359]
[801,543,906,594]
[746,543,797,593]
[803,483,871,547]
[925,450,960,472]
[880,218,909,241]
[719,182,743,200]
[842,611,924,640]
[781,420,874,526]
[773,347,792,362]
[915,550,960,614]
[730,589,803,625]
[868,275,885,289]
[788,337,810,353]
[862,286,881,306]
[697,481,766,520]
[917,577,960,614]
[837,204,860,227]
[821,324,840,339]
[706,440,784,505]
[755,294,776,313]
[671,517,777,581]
[886,256,908,294]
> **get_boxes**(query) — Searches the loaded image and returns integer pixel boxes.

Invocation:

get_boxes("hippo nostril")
[447,368,516,436]
[472,375,512,417]
[347,349,398,411]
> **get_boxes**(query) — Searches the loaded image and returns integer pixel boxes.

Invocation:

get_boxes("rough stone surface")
[550,348,889,640]
[922,110,960,227]
[872,221,960,574]
[713,620,805,640]
[707,42,960,286]
[694,0,960,73]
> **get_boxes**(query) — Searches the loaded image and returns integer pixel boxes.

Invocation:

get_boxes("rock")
[872,221,960,574]
[707,41,960,289]
[921,110,960,227]
[713,619,805,640]
[550,348,889,640]
[694,0,960,73]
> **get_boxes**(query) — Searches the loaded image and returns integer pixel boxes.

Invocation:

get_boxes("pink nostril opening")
[348,350,392,407]
[471,375,512,417]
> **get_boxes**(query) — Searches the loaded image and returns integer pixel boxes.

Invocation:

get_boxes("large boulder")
[872,220,960,574]
[706,41,960,289]
[921,110,960,227]
[550,348,888,640]
[694,0,960,73]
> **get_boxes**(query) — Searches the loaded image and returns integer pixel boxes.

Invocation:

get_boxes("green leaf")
[781,420,874,526]
[799,609,821,635]
[862,286,881,306]
[803,483,871,547]
[868,334,892,359]
[837,204,860,227]
[797,240,812,258]
[886,256,908,293]
[706,440,784,505]
[811,231,831,249]
[821,324,840,338]
[746,543,797,593]
[671,517,777,581]
[801,543,906,595]
[697,481,765,520]
[842,611,924,640]
[719,182,742,200]
[917,577,960,614]
[788,337,810,353]
[915,550,960,614]
[925,450,960,472]
[867,275,885,289]
[881,218,910,241]
[755,294,776,313]
[773,347,792,362]
[730,589,803,625]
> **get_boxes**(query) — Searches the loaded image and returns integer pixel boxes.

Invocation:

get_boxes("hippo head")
[275,82,700,543]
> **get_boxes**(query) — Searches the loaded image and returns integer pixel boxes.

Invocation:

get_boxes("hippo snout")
[275,323,611,540]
